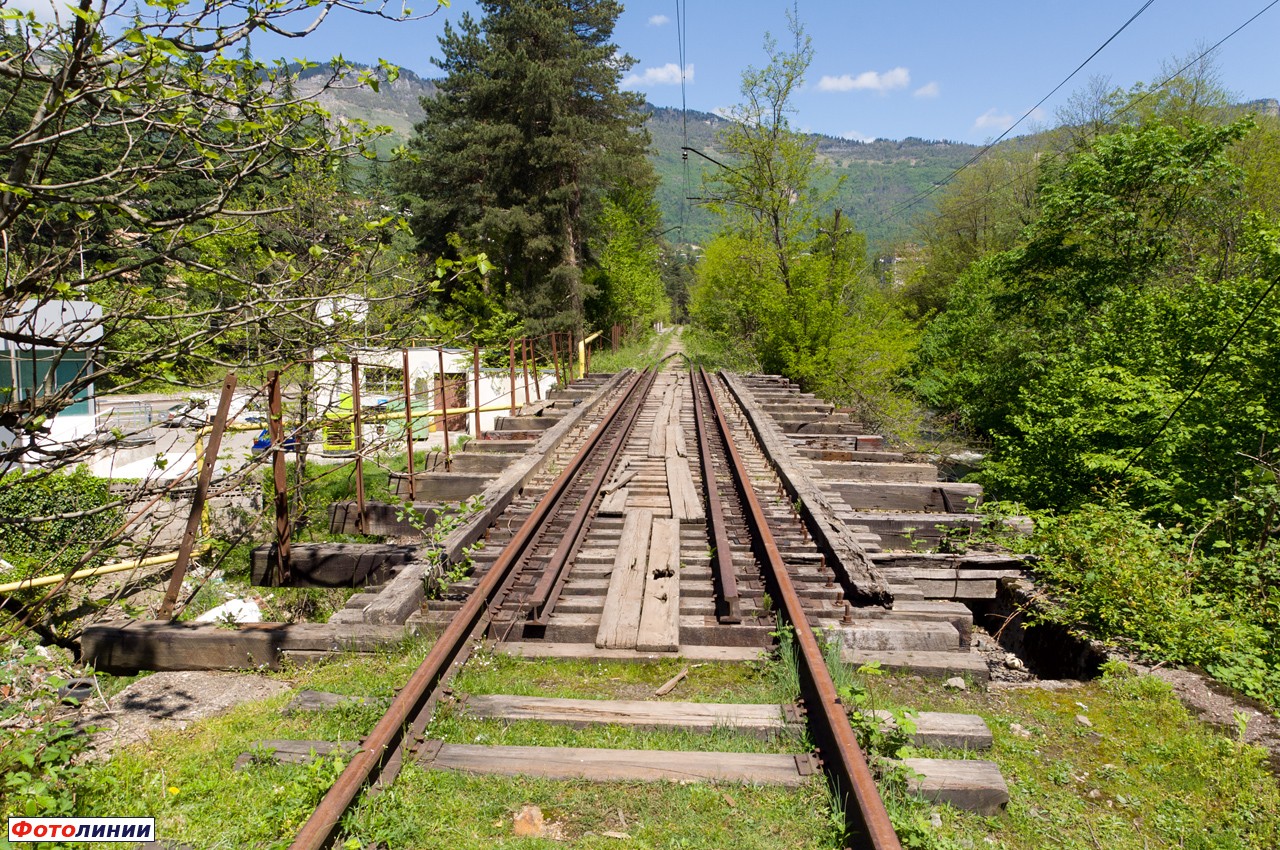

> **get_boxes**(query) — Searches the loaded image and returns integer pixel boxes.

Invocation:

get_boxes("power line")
[882,0,1158,225]
[1118,273,1280,477]
[892,0,1280,233]
[676,0,689,239]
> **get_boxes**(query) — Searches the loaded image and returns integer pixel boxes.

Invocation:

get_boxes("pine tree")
[398,0,654,336]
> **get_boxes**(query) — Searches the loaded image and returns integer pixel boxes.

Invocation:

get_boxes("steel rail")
[698,367,903,850]
[690,367,741,623]
[289,369,648,850]
[526,367,660,623]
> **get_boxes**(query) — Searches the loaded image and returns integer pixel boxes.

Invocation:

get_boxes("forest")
[1,0,1279,727]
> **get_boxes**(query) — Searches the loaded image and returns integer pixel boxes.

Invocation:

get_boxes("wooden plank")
[282,690,377,716]
[666,423,686,458]
[867,711,992,750]
[647,387,673,458]
[497,642,765,663]
[720,372,892,605]
[810,460,938,483]
[597,487,629,517]
[828,481,984,513]
[421,743,808,786]
[462,694,791,734]
[595,509,653,649]
[637,517,681,652]
[250,543,418,588]
[234,739,358,770]
[666,455,705,523]
[902,758,1009,814]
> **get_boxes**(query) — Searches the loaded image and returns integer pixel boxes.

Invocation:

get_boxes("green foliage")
[0,467,121,583]
[1020,495,1280,706]
[915,111,1280,513]
[0,643,95,818]
[688,18,920,431]
[398,0,657,336]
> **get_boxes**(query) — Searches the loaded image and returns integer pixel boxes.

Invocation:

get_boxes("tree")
[0,1,489,636]
[397,0,656,338]
[0,0,448,470]
[688,17,918,429]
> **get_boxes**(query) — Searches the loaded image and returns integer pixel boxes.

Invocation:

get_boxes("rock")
[195,597,262,624]
[1087,789,1102,799]
[513,805,545,838]
[930,812,943,828]
[1008,723,1032,739]
[944,676,967,691]
[1075,714,1093,728]
[1003,653,1025,670]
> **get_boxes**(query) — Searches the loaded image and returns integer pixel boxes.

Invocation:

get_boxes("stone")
[513,805,545,838]
[1008,723,1032,739]
[1003,653,1025,670]
[1087,789,1102,800]
[1075,714,1093,728]
[944,676,967,691]
[930,812,943,828]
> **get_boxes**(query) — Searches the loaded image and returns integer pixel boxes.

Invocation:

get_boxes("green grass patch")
[428,707,806,755]
[863,664,1280,850]
[451,650,794,705]
[340,766,838,849]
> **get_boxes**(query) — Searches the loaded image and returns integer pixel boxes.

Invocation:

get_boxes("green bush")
[1022,496,1280,706]
[0,467,122,583]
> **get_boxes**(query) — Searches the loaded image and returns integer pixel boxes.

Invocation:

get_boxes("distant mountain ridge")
[294,63,984,249]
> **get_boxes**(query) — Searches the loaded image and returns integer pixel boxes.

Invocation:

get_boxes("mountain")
[299,65,980,251]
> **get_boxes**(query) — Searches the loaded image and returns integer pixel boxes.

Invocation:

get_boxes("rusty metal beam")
[700,367,902,850]
[691,368,740,623]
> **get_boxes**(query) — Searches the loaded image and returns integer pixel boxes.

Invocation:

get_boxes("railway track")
[283,347,1010,850]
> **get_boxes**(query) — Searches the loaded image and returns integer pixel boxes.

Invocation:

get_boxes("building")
[1,300,103,471]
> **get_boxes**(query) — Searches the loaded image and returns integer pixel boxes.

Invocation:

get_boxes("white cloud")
[913,81,940,98]
[622,63,693,88]
[648,14,670,26]
[973,108,1014,131]
[841,130,878,142]
[817,67,910,94]
[1028,107,1047,124]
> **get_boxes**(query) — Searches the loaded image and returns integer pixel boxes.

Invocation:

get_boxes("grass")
[70,644,839,850]
[586,330,669,375]
[857,663,1280,850]
[340,767,837,850]
[451,649,795,705]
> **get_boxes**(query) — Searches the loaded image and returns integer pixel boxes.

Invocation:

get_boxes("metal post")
[268,371,291,586]
[473,344,482,438]
[351,357,366,532]
[531,337,541,401]
[157,373,237,619]
[550,331,562,388]
[521,337,531,406]
[402,349,415,501]
[509,337,517,415]
[438,346,450,470]
[585,337,592,377]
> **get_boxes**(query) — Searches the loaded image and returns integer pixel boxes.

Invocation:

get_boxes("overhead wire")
[881,0,1158,225]
[896,0,1280,239]
[676,0,689,240]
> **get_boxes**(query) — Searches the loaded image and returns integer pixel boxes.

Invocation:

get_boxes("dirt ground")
[78,671,291,759]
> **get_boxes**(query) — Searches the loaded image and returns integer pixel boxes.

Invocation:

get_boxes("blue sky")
[257,0,1280,144]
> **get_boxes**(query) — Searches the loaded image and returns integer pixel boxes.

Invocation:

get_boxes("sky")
[12,0,1280,143]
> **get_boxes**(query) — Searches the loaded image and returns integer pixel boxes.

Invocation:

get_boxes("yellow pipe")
[0,545,213,595]
[577,331,602,380]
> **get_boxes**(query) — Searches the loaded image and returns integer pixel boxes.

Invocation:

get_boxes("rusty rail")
[289,369,647,850]
[698,367,903,850]
[690,367,741,623]
[525,366,660,623]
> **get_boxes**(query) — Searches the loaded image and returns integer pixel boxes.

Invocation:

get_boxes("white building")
[1,300,103,471]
